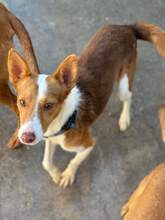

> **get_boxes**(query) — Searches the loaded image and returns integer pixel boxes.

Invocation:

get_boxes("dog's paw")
[119,113,130,131]
[120,203,129,217]
[7,135,22,149]
[49,169,61,184]
[59,168,76,188]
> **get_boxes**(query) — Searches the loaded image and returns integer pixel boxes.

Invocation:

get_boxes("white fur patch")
[44,86,81,137]
[37,74,48,100]
[119,74,131,101]
[119,98,132,131]
[18,75,48,145]
[18,116,43,145]
[61,145,85,153]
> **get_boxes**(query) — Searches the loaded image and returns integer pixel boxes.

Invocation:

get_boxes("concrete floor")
[0,0,165,219]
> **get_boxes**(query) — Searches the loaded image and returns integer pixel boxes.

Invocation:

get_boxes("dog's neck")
[44,86,81,137]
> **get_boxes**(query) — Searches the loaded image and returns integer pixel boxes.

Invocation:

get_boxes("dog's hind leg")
[0,83,17,112]
[0,82,21,148]
[118,56,136,131]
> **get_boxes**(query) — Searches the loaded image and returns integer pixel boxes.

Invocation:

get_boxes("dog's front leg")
[59,146,93,188]
[42,139,61,184]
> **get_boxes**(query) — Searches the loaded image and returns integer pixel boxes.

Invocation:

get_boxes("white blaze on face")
[18,74,48,145]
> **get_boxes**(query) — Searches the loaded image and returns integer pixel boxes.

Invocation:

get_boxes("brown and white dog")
[121,163,165,220]
[0,3,39,148]
[8,22,165,188]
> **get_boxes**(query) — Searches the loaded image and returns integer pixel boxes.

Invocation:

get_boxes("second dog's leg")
[0,83,21,148]
[7,122,21,149]
[118,74,132,131]
[42,139,61,184]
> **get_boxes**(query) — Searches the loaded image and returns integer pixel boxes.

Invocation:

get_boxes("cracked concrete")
[0,0,165,219]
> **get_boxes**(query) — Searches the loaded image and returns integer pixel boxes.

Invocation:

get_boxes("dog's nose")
[21,132,36,143]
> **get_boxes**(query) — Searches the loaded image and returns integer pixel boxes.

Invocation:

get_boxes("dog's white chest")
[47,135,85,153]
[50,135,65,147]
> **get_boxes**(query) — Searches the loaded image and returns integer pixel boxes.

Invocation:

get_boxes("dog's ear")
[8,48,30,86]
[53,54,78,89]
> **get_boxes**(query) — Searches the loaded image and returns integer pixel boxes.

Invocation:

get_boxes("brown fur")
[62,22,165,149]
[121,163,165,220]
[76,22,165,125]
[8,22,165,150]
[133,22,165,56]
[16,77,38,124]
[65,126,95,149]
[0,3,39,148]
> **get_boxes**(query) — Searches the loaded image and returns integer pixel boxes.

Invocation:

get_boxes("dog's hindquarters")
[118,22,165,131]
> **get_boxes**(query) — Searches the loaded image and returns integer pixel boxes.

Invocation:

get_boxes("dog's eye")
[43,103,54,111]
[19,99,26,107]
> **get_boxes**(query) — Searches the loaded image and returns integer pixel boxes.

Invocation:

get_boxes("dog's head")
[8,49,78,145]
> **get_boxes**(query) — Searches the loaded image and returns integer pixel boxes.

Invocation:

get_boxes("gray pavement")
[0,0,165,219]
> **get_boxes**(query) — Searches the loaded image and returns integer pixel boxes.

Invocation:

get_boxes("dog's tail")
[132,22,165,57]
[0,3,40,74]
